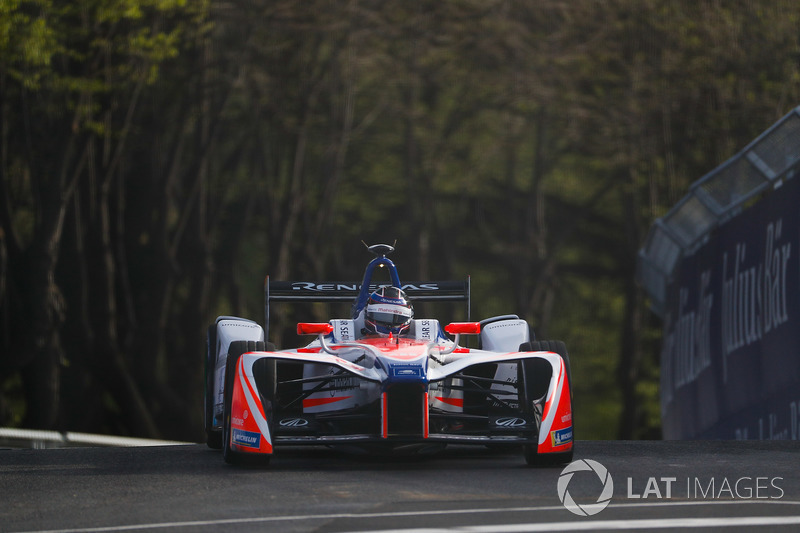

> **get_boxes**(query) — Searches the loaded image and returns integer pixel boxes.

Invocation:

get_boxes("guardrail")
[637,105,800,316]
[0,427,192,449]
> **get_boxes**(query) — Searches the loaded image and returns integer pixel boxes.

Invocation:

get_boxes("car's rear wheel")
[222,340,270,466]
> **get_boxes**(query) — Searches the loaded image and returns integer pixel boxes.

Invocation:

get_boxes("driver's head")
[364,286,413,336]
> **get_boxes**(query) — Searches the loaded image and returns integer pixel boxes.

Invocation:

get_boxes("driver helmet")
[364,286,414,336]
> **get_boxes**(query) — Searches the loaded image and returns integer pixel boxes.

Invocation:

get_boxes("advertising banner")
[660,176,800,439]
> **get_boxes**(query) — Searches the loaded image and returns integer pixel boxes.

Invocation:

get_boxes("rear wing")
[264,277,470,341]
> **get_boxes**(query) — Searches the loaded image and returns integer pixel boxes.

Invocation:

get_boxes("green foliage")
[0,0,60,88]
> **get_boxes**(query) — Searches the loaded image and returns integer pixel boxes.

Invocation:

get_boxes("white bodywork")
[211,315,559,427]
[212,316,533,421]
[298,317,532,416]
[481,317,531,404]
[213,317,264,424]
[301,319,447,413]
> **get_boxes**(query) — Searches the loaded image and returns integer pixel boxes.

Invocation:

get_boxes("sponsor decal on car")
[416,319,435,340]
[551,426,573,447]
[332,320,354,342]
[279,418,309,428]
[232,428,261,448]
[220,322,261,329]
[367,304,412,317]
[231,408,248,428]
[390,365,423,378]
[290,282,443,292]
[493,416,527,428]
[319,367,358,397]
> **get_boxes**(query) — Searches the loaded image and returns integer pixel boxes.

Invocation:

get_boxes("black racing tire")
[205,324,222,449]
[520,340,572,399]
[222,340,270,466]
[520,339,574,467]
[524,444,573,467]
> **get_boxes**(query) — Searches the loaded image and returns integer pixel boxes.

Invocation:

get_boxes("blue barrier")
[660,174,800,439]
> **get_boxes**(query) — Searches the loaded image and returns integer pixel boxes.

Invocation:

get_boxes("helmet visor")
[366,303,413,328]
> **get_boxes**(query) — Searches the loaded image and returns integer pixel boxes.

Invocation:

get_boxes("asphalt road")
[2,440,800,532]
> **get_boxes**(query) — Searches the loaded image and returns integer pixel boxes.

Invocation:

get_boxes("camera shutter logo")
[557,459,614,516]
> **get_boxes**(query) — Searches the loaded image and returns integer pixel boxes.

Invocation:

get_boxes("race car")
[204,243,573,466]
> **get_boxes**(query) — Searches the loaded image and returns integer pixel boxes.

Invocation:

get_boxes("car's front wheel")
[524,444,573,467]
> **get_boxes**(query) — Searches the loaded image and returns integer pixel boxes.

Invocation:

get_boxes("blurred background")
[2,0,800,443]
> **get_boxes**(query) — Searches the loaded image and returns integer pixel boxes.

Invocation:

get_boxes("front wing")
[225,348,573,461]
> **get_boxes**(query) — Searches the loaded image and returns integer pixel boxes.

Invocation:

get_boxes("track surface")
[2,440,800,532]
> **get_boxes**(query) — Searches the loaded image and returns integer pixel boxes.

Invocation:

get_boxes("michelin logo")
[232,428,261,449]
[551,427,573,447]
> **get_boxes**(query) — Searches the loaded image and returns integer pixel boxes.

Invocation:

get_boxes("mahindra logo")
[279,418,309,427]
[494,417,526,427]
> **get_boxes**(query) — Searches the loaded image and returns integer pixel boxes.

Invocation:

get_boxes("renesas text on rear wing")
[266,279,470,302]
[264,277,470,338]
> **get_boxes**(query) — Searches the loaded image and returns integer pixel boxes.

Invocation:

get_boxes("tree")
[0,0,208,434]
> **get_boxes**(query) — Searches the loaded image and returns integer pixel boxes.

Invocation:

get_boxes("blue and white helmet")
[365,286,413,335]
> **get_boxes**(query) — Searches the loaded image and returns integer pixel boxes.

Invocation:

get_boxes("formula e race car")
[204,244,573,466]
